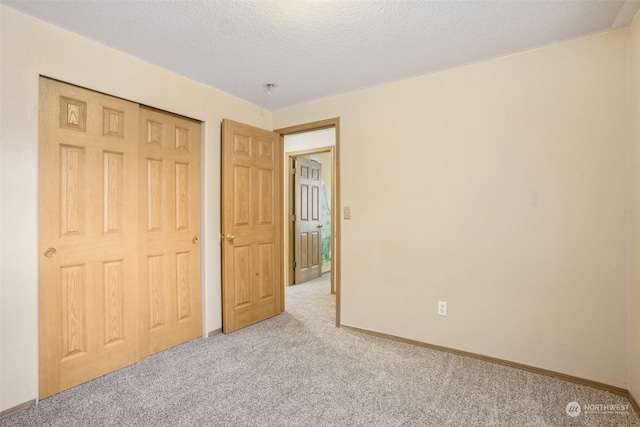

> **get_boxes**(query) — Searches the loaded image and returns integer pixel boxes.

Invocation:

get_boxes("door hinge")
[293,261,297,269]
[291,168,296,175]
[291,214,296,222]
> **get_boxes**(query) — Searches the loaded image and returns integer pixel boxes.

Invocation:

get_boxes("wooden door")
[221,119,283,333]
[294,157,323,284]
[39,78,140,398]
[139,107,202,357]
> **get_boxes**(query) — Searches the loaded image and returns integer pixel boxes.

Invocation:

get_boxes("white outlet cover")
[438,301,447,316]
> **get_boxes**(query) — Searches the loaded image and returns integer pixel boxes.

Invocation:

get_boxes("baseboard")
[0,399,36,420]
[208,328,222,337]
[629,392,640,415]
[340,324,630,399]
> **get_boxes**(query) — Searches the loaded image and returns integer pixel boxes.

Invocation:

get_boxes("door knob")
[44,247,57,258]
[192,237,198,244]
[226,234,235,242]
[317,224,323,228]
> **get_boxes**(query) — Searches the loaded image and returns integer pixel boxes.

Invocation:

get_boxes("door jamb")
[275,118,341,328]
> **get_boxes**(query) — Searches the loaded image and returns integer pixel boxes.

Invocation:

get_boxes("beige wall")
[0,6,271,411]
[274,30,630,388]
[284,127,336,153]
[629,11,640,402]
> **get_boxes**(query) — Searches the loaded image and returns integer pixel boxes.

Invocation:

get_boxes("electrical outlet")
[438,301,447,316]
[344,206,352,219]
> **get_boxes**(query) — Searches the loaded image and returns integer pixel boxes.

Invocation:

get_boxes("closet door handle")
[44,247,57,258]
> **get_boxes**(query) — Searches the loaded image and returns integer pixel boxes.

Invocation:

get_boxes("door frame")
[275,118,341,327]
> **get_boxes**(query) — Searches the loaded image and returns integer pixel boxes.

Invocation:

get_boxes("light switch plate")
[344,206,352,219]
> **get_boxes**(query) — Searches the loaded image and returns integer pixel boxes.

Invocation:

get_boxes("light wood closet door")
[221,119,283,333]
[39,79,203,398]
[139,107,202,357]
[39,78,140,398]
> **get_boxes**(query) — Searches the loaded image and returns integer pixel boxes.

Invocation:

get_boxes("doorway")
[276,119,340,327]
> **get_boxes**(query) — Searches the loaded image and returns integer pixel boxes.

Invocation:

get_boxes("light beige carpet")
[2,273,638,426]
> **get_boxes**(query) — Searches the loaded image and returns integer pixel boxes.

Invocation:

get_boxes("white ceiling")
[3,0,640,110]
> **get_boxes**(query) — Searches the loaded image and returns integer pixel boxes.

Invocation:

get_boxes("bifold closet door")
[39,79,202,398]
[39,77,141,398]
[138,107,202,357]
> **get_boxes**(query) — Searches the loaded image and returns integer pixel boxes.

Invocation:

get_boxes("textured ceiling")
[3,0,640,110]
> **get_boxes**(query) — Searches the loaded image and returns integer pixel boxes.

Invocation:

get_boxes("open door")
[293,157,323,284]
[221,119,283,333]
